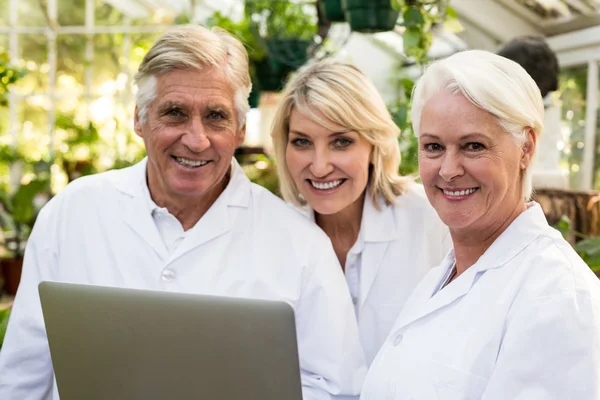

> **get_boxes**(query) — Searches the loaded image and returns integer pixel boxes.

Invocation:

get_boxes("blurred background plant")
[0,302,11,350]
[554,195,600,273]
[235,151,280,195]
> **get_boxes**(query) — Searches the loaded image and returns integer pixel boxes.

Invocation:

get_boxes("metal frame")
[2,0,170,169]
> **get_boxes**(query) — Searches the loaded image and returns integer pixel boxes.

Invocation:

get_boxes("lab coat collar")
[393,202,551,331]
[300,192,397,309]
[113,157,251,262]
[357,194,398,308]
[301,192,398,245]
[362,193,398,243]
[471,202,550,274]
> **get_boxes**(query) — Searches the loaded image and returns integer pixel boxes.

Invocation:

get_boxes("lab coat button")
[392,334,403,347]
[161,269,176,281]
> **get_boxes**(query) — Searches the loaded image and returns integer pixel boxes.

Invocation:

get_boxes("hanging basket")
[320,0,345,22]
[342,0,399,33]
[254,58,295,92]
[248,86,261,109]
[254,38,311,92]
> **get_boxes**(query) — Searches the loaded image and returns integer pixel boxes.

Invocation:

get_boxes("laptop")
[39,281,303,400]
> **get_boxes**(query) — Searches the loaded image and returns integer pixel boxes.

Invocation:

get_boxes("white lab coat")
[0,159,367,400]
[300,183,451,365]
[360,203,600,400]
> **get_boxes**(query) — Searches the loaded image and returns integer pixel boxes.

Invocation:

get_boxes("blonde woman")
[360,50,600,399]
[271,59,451,365]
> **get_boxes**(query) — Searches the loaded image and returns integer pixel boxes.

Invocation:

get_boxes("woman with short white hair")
[360,50,600,399]
[271,59,451,366]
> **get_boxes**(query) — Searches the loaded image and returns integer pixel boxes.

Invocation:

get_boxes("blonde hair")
[411,50,544,200]
[134,25,251,127]
[271,59,410,208]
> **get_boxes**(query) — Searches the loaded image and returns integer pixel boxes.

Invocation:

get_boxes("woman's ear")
[520,128,537,170]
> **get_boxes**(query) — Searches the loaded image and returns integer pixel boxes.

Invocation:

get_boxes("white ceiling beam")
[562,0,597,15]
[491,0,543,26]
[554,45,600,67]
[102,0,152,19]
[546,25,600,52]
[456,18,502,51]
[451,0,542,43]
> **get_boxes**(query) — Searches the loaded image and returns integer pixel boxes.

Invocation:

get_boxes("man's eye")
[166,108,184,118]
[208,111,225,120]
[290,138,311,148]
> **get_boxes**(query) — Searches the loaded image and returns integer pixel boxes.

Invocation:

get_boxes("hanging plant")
[393,0,454,64]
[320,0,345,22]
[244,0,318,91]
[342,0,399,33]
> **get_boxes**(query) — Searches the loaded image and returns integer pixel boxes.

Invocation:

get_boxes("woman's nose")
[439,153,464,182]
[309,150,334,178]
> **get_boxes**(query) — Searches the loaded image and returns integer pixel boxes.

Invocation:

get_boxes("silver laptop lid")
[39,281,303,400]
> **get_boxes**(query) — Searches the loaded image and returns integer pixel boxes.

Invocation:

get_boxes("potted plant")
[320,0,345,22]
[208,11,266,104]
[0,149,51,295]
[342,0,399,33]
[245,0,317,91]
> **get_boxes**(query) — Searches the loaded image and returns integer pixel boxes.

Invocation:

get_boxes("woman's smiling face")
[285,108,373,215]
[418,92,530,234]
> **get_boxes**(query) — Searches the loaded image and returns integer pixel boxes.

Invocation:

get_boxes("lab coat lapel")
[391,203,550,331]
[392,252,471,330]
[359,195,396,309]
[114,159,169,260]
[168,159,251,263]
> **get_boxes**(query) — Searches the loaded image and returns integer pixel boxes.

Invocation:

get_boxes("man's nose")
[180,118,211,153]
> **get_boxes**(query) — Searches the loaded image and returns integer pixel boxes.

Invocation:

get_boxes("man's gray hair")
[134,25,252,127]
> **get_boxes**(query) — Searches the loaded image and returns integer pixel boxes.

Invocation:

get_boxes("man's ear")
[520,128,537,170]
[236,123,246,147]
[133,106,143,138]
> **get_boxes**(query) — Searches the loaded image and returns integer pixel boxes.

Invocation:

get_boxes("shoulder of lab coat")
[481,210,600,399]
[364,203,600,399]
[0,158,367,400]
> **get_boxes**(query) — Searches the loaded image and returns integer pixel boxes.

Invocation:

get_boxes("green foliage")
[389,75,419,176]
[575,237,600,271]
[245,0,318,41]
[393,0,452,64]
[236,153,280,195]
[385,1,455,177]
[0,53,25,107]
[554,214,600,272]
[207,12,267,63]
[209,2,317,91]
[0,171,51,258]
[55,113,102,182]
[0,305,11,351]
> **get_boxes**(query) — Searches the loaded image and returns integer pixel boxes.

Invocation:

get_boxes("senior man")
[0,25,366,400]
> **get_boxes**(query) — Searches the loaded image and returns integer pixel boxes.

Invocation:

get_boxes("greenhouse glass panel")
[56,35,87,94]
[58,0,87,26]
[558,66,588,189]
[17,34,49,96]
[17,0,48,27]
